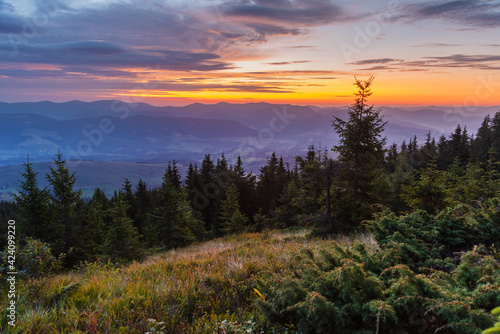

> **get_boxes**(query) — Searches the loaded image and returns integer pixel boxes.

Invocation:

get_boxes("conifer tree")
[134,179,152,237]
[13,156,51,241]
[199,154,220,232]
[231,156,258,222]
[257,152,288,213]
[331,77,387,224]
[437,135,451,170]
[77,199,106,260]
[147,168,202,248]
[471,115,492,163]
[105,192,142,261]
[46,152,81,253]
[220,180,248,234]
[422,131,437,166]
[385,143,398,173]
[122,178,136,224]
[401,162,448,215]
[167,160,182,189]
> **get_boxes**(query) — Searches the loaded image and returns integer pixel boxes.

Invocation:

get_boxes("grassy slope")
[0,231,376,333]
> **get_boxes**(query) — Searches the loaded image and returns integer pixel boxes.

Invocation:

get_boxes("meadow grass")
[0,230,375,333]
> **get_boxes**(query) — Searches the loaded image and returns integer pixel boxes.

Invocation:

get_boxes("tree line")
[2,77,500,267]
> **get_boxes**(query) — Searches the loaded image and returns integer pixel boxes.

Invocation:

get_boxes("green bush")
[259,204,500,333]
[1,238,64,279]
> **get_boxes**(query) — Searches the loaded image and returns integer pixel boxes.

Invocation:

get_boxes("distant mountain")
[0,160,170,201]
[0,100,497,169]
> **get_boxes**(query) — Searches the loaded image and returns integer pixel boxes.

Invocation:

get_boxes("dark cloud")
[349,58,403,65]
[0,68,67,78]
[350,54,500,71]
[0,11,24,34]
[221,0,354,26]
[286,45,315,49]
[417,0,470,16]
[414,43,464,47]
[267,60,311,65]
[246,23,305,38]
[398,0,500,28]
[0,41,232,71]
[0,76,294,94]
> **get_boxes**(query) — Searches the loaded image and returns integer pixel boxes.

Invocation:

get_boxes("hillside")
[1,228,498,333]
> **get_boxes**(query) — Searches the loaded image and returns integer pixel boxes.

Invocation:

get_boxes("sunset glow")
[0,0,499,107]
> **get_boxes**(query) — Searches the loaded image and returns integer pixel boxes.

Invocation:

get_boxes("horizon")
[1,98,499,110]
[0,1,499,107]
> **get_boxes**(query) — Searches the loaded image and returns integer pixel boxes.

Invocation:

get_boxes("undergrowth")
[1,212,499,334]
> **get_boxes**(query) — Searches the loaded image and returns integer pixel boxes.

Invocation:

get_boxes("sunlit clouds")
[0,0,499,106]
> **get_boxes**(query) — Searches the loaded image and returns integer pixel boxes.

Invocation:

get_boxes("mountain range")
[0,100,498,198]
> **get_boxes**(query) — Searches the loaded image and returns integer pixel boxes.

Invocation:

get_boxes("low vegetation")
[2,78,500,333]
[1,217,499,333]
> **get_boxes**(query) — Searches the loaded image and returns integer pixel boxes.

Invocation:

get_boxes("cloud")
[349,58,403,65]
[0,40,232,71]
[349,54,500,71]
[413,43,464,47]
[0,6,24,34]
[221,0,350,26]
[267,60,311,65]
[398,0,500,29]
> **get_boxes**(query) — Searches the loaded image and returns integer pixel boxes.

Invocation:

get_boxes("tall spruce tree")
[220,181,248,234]
[331,77,387,224]
[105,192,142,261]
[257,152,288,214]
[147,167,202,248]
[46,152,81,254]
[470,115,492,163]
[13,156,52,241]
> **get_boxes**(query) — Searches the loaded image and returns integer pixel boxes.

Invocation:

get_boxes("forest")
[1,78,500,333]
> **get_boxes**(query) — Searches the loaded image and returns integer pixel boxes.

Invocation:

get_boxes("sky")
[0,0,499,107]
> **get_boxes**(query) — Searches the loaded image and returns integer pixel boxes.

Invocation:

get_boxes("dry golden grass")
[0,230,376,333]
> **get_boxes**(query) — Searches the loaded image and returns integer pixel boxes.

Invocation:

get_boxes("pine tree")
[199,154,219,232]
[77,199,106,260]
[105,192,142,262]
[231,156,258,222]
[401,162,448,215]
[257,152,288,213]
[147,168,202,248]
[122,178,137,224]
[385,143,398,173]
[46,152,81,254]
[470,114,492,163]
[422,131,437,166]
[491,112,500,162]
[134,179,152,237]
[449,124,470,166]
[13,156,52,241]
[331,77,387,224]
[220,181,248,234]
[167,160,182,189]
[216,153,228,173]
[436,135,451,170]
